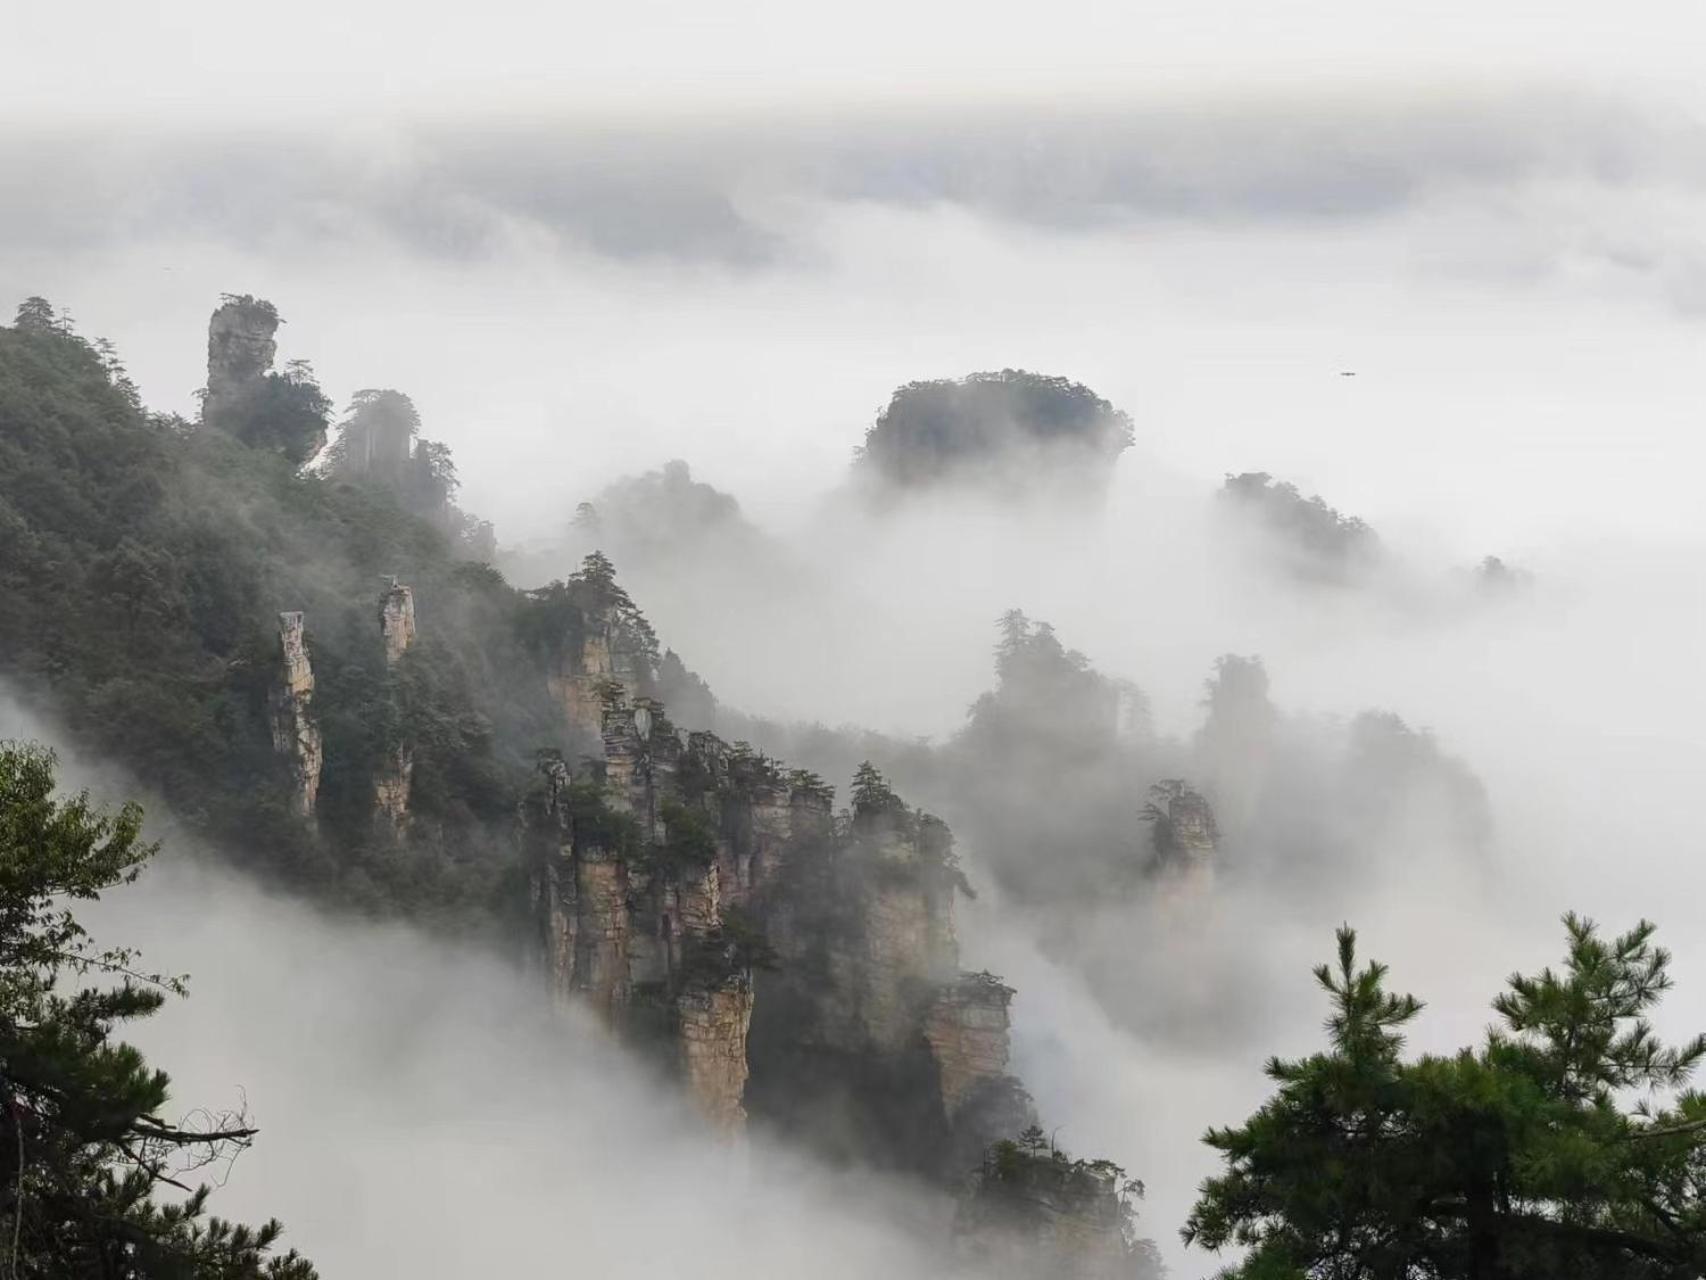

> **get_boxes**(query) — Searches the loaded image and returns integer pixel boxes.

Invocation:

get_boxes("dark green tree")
[1186,918,1706,1278]
[849,761,904,821]
[0,742,316,1278]
[13,298,59,334]
[218,358,331,467]
[958,1128,1163,1279]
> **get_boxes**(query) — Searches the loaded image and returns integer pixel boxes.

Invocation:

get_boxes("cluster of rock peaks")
[216,289,1149,1262]
[523,585,1031,1156]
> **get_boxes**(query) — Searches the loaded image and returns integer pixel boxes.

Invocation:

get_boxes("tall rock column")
[548,619,618,742]
[677,983,756,1136]
[379,580,416,666]
[526,755,578,1002]
[373,580,416,830]
[926,972,1034,1172]
[1148,780,1218,898]
[269,612,323,817]
[203,296,278,428]
[925,973,1016,1117]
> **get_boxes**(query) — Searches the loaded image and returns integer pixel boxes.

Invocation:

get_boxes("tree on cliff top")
[321,389,497,560]
[958,1127,1163,1278]
[0,742,316,1278]
[850,761,906,821]
[1218,472,1380,583]
[1186,918,1706,1278]
[215,359,331,467]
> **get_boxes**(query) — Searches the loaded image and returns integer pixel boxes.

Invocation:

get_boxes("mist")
[487,414,1706,1270]
[7,6,1706,1274]
[6,450,1703,1274]
[0,690,961,1277]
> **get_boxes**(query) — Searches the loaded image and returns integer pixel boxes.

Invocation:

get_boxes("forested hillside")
[0,296,1162,1274]
[0,298,624,921]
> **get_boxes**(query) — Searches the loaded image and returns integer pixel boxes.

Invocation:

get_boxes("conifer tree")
[1186,918,1706,1278]
[0,742,316,1278]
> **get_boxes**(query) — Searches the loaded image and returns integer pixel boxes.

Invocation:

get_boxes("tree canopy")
[0,741,316,1277]
[1186,917,1706,1278]
[0,302,553,921]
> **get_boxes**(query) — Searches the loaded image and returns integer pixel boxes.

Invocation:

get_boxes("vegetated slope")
[0,302,574,922]
[0,301,1167,1270]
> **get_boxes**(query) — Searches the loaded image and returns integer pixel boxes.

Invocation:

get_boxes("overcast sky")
[6,4,1705,558]
[7,0,1706,120]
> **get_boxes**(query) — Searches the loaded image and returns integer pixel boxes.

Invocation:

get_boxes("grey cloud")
[6,88,1706,270]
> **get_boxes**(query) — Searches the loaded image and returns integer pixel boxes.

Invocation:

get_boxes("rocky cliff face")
[926,972,1016,1116]
[373,745,413,830]
[544,587,655,744]
[926,972,1035,1175]
[525,654,1015,1157]
[204,296,278,427]
[741,787,1031,1173]
[269,611,322,817]
[525,709,820,1133]
[677,984,756,1135]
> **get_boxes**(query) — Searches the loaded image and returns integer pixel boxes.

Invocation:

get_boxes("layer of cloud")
[5,90,1706,272]
[0,689,954,1278]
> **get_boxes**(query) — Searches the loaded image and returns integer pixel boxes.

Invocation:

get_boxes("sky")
[7,0,1706,118]
[2,3,1705,562]
[5,4,1706,1273]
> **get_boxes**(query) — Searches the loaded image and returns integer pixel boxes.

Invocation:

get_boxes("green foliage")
[850,761,906,822]
[0,742,315,1277]
[14,297,63,334]
[787,768,835,808]
[650,799,719,876]
[857,369,1134,487]
[1186,918,1706,1278]
[319,390,494,560]
[0,304,562,925]
[724,744,784,795]
[561,782,641,857]
[1219,471,1380,582]
[516,553,660,674]
[962,1128,1162,1278]
[218,362,330,466]
[679,904,780,988]
[844,764,969,901]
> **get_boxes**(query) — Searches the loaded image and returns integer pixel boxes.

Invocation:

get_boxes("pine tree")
[849,761,902,819]
[0,742,317,1278]
[1186,919,1706,1278]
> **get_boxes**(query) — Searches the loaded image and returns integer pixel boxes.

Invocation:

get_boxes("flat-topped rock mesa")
[855,369,1133,501]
